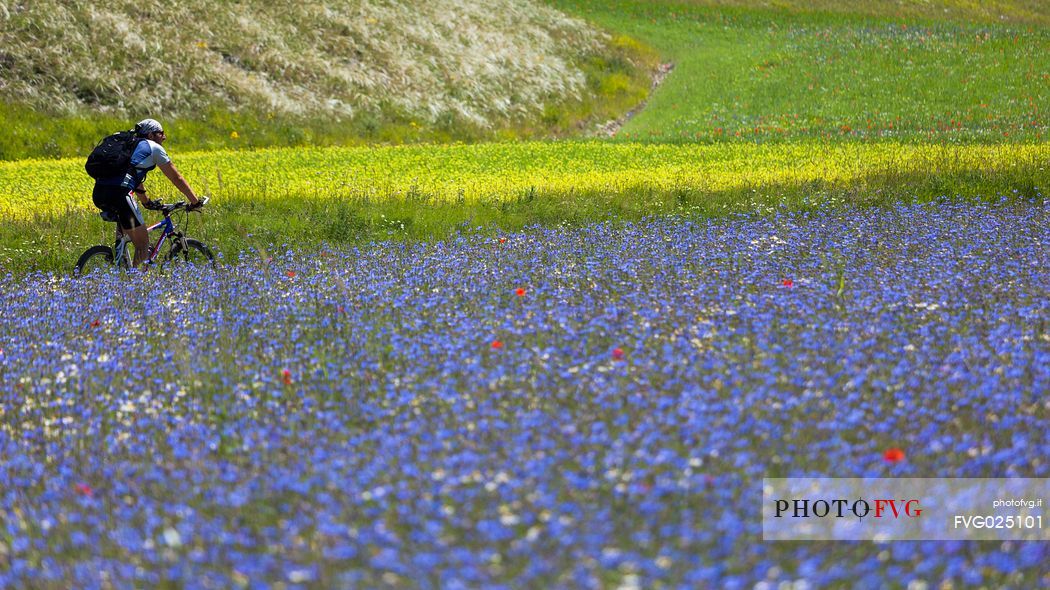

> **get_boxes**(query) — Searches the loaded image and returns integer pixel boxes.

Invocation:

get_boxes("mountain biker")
[91,118,202,268]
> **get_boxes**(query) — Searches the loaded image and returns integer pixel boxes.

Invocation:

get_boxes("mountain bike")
[74,196,215,276]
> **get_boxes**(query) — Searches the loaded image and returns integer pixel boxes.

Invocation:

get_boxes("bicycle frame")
[144,215,181,262]
[114,210,186,266]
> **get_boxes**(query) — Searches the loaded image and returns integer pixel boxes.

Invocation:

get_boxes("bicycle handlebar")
[156,195,210,214]
[190,195,211,210]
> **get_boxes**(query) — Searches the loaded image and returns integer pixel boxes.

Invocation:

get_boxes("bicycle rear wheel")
[73,245,114,276]
[166,238,216,269]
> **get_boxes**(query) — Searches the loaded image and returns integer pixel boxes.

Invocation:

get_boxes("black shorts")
[92,184,144,230]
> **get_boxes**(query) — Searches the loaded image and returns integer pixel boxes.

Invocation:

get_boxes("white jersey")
[120,139,172,189]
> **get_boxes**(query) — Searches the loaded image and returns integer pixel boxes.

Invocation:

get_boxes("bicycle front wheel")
[166,238,216,269]
[73,245,114,276]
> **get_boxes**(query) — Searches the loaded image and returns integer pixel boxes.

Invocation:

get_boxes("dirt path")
[594,62,675,137]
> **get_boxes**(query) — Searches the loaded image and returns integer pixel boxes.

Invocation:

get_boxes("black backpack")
[85,130,142,180]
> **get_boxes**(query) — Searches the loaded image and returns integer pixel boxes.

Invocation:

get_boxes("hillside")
[0,0,655,158]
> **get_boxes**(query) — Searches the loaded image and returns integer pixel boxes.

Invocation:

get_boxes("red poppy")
[282,369,293,385]
[74,483,94,497]
[612,348,625,360]
[782,279,794,288]
[515,288,526,297]
[883,448,906,463]
[90,319,101,328]
[286,271,296,278]
[491,340,504,349]
[499,237,507,244]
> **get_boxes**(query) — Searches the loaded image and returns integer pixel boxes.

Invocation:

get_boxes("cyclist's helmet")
[135,118,163,137]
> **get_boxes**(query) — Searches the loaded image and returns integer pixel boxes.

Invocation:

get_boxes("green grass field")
[549,0,1049,143]
[0,0,1046,274]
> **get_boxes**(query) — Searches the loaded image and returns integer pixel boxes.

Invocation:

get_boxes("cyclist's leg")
[127,225,149,267]
[117,193,149,267]
[95,184,149,267]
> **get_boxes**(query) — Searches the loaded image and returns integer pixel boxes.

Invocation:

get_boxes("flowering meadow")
[2,140,1047,275]
[5,141,1049,218]
[1,199,1046,588]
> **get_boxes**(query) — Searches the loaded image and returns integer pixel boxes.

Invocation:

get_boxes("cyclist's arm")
[158,162,200,205]
[132,183,151,206]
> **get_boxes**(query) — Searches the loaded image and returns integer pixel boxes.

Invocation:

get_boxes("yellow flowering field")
[2,141,1047,219]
